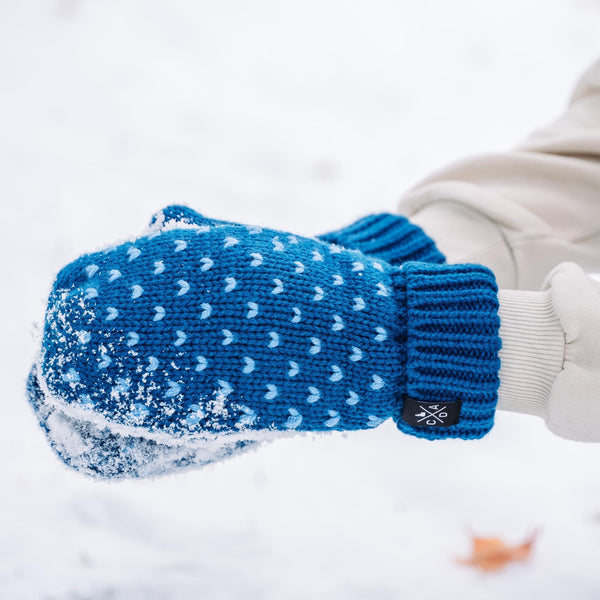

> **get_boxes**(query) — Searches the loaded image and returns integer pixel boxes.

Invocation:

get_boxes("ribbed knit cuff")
[319,213,445,265]
[496,289,564,419]
[393,262,502,439]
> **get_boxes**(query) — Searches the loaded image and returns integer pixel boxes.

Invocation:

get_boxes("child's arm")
[27,217,600,481]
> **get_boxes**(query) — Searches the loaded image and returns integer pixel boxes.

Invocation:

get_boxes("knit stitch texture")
[151,205,446,266]
[320,212,445,265]
[29,219,500,477]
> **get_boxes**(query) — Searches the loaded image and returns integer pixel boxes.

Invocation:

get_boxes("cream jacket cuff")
[497,262,600,442]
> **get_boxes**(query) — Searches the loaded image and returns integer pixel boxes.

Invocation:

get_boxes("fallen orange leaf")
[456,531,538,572]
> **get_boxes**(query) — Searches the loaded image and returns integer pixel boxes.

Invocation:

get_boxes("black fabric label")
[402,397,462,428]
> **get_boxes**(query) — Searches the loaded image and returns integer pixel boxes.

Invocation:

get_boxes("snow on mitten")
[29,220,500,478]
[26,366,259,479]
[151,204,445,265]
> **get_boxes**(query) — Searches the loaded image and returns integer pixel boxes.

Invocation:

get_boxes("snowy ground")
[2,1,600,598]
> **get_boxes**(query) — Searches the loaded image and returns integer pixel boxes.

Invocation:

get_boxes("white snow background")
[2,1,600,598]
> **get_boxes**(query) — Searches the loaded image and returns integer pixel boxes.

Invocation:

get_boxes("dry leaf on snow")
[456,531,538,572]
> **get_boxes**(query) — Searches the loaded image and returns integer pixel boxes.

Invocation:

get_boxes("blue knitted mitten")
[29,219,500,479]
[151,204,445,265]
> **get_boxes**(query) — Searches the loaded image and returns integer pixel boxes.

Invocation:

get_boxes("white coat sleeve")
[398,59,600,290]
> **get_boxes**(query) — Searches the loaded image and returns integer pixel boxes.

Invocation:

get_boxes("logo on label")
[414,404,449,425]
[402,397,461,428]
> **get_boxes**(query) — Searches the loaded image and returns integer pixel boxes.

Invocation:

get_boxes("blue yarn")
[151,204,445,266]
[319,212,446,265]
[398,262,501,439]
[38,223,498,432]
[40,226,405,435]
[28,218,501,477]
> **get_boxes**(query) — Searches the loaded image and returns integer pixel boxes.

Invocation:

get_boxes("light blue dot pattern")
[37,219,500,446]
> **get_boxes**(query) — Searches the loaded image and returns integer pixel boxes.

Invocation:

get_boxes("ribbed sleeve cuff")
[319,213,445,265]
[496,289,564,419]
[393,262,502,439]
